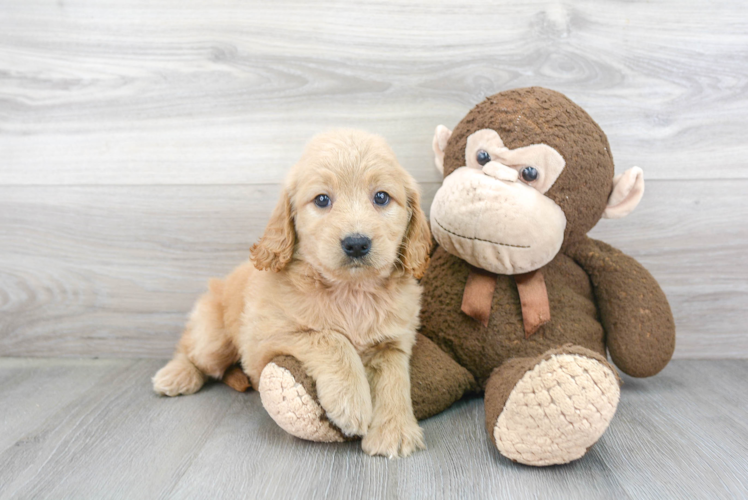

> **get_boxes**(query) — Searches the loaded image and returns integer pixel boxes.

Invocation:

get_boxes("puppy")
[152,130,431,458]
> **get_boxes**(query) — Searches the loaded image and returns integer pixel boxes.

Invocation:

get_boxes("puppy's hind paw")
[362,417,425,458]
[152,358,205,396]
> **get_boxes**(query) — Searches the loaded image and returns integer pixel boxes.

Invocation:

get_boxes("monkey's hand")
[567,237,675,378]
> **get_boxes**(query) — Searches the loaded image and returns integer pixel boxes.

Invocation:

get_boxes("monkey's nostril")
[341,234,372,258]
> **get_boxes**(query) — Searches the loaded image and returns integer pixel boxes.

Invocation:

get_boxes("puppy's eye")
[314,194,331,208]
[476,150,491,166]
[521,167,538,182]
[373,191,390,206]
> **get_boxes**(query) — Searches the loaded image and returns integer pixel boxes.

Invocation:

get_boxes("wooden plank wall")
[1,0,746,358]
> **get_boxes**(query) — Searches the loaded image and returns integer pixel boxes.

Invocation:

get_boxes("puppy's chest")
[320,290,402,349]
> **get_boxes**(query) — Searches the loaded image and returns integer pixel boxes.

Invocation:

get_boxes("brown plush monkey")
[405,86,676,465]
[240,87,675,466]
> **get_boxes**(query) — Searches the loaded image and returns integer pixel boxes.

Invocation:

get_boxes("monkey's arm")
[567,237,675,377]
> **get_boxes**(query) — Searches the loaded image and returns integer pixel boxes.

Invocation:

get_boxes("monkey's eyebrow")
[433,218,530,249]
[467,129,505,150]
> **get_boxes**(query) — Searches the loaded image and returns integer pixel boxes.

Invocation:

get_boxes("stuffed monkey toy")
[232,87,676,466]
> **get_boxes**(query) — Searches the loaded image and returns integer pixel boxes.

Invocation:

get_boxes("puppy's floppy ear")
[399,181,432,279]
[250,188,296,272]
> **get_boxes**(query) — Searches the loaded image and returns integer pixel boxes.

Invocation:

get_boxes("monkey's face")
[430,129,567,275]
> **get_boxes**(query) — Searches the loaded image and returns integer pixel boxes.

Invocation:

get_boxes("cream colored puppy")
[152,130,431,458]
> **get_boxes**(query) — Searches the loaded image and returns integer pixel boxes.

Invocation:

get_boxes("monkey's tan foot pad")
[259,355,347,443]
[493,354,620,466]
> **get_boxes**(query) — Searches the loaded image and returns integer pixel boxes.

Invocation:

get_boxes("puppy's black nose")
[341,234,371,258]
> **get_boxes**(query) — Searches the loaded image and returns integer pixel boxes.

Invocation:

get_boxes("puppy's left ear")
[399,181,432,279]
[250,188,296,272]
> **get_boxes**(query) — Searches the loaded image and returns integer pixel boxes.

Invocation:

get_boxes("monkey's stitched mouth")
[433,218,530,249]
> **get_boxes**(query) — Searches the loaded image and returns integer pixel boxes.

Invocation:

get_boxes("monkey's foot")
[258,355,346,443]
[486,346,620,466]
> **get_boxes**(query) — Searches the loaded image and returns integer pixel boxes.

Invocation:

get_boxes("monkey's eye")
[521,167,539,182]
[373,191,390,206]
[314,194,331,208]
[476,150,491,166]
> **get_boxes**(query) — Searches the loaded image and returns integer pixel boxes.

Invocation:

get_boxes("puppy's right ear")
[250,189,296,272]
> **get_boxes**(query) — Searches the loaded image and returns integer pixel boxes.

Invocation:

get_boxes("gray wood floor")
[0,358,746,499]
[1,0,747,359]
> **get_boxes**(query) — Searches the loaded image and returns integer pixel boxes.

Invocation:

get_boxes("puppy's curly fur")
[153,130,431,458]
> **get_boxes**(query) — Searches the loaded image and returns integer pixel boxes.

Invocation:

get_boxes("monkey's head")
[431,87,644,275]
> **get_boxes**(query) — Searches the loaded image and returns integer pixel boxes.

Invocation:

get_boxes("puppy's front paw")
[318,383,372,437]
[362,416,425,458]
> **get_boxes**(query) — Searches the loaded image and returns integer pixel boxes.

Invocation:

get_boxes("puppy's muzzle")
[341,234,371,259]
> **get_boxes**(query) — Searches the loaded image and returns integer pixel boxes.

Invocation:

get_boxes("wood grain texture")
[0,358,746,499]
[1,0,747,185]
[1,0,747,358]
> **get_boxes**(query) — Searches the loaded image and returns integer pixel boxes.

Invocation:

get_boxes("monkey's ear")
[250,189,296,271]
[432,125,452,175]
[603,167,645,219]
